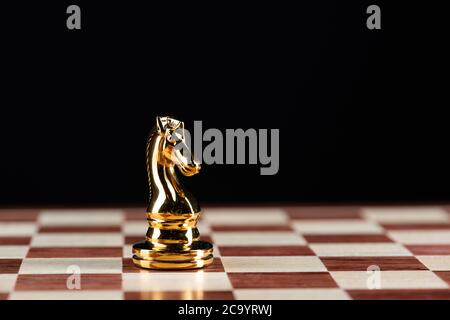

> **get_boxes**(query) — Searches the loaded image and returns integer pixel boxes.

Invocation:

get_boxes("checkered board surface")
[2,206,450,300]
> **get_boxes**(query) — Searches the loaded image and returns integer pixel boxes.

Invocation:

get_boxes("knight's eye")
[167,133,177,144]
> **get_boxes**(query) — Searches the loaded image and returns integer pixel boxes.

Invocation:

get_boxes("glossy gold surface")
[132,116,213,269]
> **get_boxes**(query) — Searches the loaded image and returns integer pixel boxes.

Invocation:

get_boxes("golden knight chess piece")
[132,116,213,269]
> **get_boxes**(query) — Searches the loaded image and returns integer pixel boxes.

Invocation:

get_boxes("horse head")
[156,116,201,176]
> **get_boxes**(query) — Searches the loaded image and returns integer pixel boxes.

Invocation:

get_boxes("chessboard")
[1,206,450,300]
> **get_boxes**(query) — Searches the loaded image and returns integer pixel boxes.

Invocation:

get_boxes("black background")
[0,1,447,206]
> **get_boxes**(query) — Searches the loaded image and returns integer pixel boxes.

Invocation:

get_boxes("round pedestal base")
[132,240,213,270]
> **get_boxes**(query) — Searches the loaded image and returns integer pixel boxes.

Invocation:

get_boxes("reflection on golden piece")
[133,116,213,269]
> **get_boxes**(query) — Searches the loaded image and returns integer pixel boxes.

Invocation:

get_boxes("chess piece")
[132,116,213,269]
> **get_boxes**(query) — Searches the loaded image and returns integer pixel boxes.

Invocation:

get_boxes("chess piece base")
[132,240,213,270]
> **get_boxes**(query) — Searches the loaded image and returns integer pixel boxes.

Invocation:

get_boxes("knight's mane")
[146,125,158,200]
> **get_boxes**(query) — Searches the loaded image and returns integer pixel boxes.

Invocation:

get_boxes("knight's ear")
[172,120,182,130]
[156,116,165,133]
